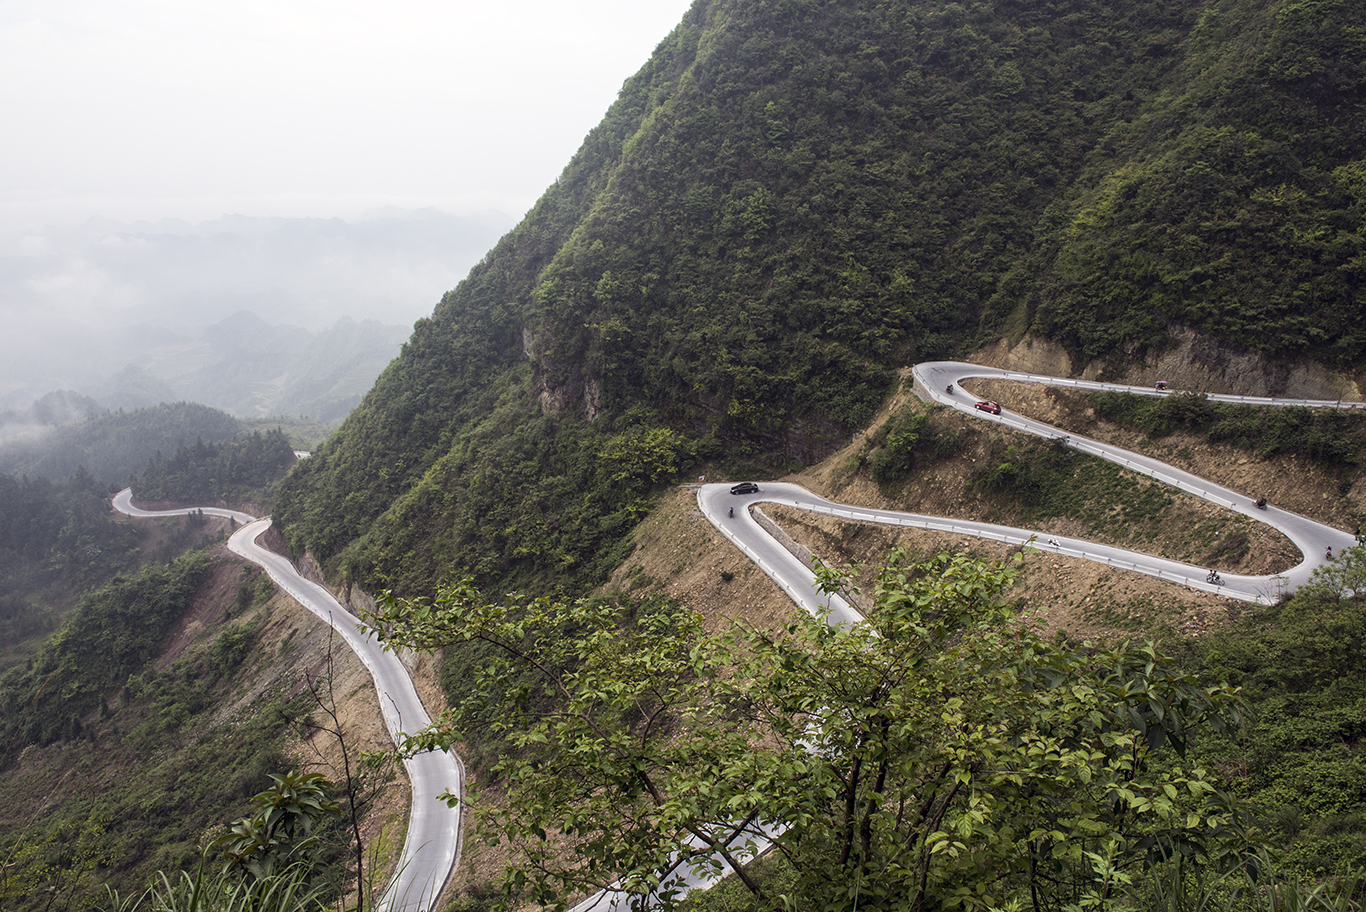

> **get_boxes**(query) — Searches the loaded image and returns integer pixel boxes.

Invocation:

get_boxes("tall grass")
[1141,856,1364,912]
[104,860,329,912]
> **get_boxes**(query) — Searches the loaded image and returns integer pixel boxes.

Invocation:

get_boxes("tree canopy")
[364,548,1248,911]
[133,428,297,505]
[274,0,1366,598]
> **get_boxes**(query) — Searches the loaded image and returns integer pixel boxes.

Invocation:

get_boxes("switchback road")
[112,490,461,912]
[612,363,1362,910]
[117,359,1362,912]
[703,363,1357,618]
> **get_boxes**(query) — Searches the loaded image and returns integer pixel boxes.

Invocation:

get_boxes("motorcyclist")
[946,384,953,394]
[1326,546,1333,560]
[1206,570,1223,585]
[1255,497,1267,510]
[728,507,734,518]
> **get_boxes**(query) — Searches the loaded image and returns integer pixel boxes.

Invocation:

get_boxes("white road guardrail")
[114,360,1361,911]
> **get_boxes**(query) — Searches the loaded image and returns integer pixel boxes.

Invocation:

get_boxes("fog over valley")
[0,0,691,433]
[0,207,513,420]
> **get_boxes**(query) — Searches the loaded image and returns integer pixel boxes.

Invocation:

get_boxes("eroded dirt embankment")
[606,362,1364,643]
[960,376,1363,533]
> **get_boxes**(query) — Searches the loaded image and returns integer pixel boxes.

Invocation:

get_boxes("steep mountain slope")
[275,0,1365,596]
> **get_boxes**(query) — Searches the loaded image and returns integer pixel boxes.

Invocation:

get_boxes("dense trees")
[275,0,1365,599]
[0,556,318,911]
[0,401,244,486]
[0,468,141,601]
[1088,391,1366,468]
[1169,545,1366,877]
[364,550,1249,911]
[0,553,210,765]
[133,428,297,504]
[1028,0,1366,366]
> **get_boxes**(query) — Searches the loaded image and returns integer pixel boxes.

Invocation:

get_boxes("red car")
[975,400,1001,415]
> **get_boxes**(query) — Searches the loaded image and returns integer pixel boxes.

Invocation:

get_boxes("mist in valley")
[0,207,513,426]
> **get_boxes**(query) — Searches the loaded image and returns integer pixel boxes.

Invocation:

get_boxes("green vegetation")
[0,556,337,911]
[277,381,721,593]
[0,402,321,493]
[365,550,1254,911]
[275,0,1365,600]
[1090,391,1366,469]
[1168,547,1366,879]
[0,552,211,765]
[1029,0,1366,367]
[0,815,118,912]
[238,416,333,453]
[217,771,340,881]
[105,862,329,912]
[3,0,1363,907]
[972,436,1177,536]
[0,469,141,600]
[133,429,297,505]
[0,402,243,486]
[863,402,963,484]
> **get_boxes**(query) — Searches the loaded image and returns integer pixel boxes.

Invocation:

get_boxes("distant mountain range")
[90,310,413,422]
[0,207,514,417]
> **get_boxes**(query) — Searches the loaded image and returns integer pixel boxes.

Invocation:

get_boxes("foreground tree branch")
[362,549,1249,911]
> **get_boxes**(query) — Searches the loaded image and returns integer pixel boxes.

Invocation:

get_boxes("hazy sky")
[0,0,695,234]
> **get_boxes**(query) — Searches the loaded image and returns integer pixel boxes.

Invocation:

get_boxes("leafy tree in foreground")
[1296,543,1366,603]
[217,771,340,882]
[365,549,1249,911]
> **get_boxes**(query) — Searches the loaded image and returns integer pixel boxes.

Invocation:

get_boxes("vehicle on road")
[730,482,759,495]
[1156,381,1169,391]
[975,400,1001,415]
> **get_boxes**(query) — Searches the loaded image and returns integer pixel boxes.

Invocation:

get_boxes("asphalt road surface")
[912,361,1358,598]
[112,490,462,912]
[116,360,1362,911]
[586,362,1361,909]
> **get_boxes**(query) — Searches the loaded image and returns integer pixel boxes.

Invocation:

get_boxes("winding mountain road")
[111,490,461,912]
[704,362,1358,616]
[578,362,1362,910]
[115,360,1361,912]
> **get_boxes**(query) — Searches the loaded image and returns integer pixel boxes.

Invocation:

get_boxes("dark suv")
[730,482,759,495]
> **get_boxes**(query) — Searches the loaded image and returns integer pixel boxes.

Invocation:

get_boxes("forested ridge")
[132,428,298,505]
[0,402,243,487]
[275,0,1365,596]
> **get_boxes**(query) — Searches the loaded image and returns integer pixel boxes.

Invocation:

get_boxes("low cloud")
[0,207,513,406]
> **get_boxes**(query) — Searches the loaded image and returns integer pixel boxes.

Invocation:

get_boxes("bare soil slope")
[609,372,1362,644]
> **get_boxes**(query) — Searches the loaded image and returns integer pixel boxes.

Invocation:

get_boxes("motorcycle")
[728,507,734,518]
[945,384,954,394]
[1255,497,1267,510]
